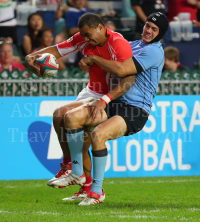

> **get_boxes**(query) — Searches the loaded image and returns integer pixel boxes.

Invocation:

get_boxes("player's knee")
[92,128,106,145]
[64,111,74,127]
[53,108,64,130]
[64,110,82,129]
[53,108,63,120]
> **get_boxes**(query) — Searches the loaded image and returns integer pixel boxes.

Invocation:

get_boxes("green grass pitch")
[0,176,200,222]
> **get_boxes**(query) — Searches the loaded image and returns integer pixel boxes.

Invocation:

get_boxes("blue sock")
[65,128,84,176]
[91,148,108,195]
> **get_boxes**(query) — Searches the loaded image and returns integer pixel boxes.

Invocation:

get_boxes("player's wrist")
[100,94,113,105]
[91,55,97,62]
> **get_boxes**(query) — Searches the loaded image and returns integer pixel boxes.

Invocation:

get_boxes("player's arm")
[25,32,82,76]
[83,55,141,77]
[90,74,136,121]
[25,45,61,76]
[81,38,139,77]
[108,75,136,100]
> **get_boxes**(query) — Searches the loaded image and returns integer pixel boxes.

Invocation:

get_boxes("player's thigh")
[54,94,99,118]
[53,101,84,118]
[92,115,128,142]
[65,104,108,127]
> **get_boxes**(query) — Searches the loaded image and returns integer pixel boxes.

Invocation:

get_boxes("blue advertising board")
[0,96,200,180]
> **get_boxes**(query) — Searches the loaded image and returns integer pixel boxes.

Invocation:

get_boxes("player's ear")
[97,23,103,31]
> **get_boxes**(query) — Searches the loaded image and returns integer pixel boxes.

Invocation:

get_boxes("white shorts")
[76,86,103,104]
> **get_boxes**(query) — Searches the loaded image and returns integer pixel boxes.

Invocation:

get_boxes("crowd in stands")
[0,0,200,91]
[163,46,190,73]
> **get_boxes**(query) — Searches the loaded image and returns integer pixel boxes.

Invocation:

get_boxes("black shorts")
[105,100,149,136]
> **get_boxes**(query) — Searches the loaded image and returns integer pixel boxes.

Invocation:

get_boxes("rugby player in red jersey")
[25,13,132,200]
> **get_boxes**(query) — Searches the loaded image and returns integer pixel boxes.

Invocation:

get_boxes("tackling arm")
[107,74,136,100]
[86,56,138,77]
[90,74,136,120]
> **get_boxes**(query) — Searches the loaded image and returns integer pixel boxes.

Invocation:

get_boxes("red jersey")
[57,28,132,94]
[0,63,25,72]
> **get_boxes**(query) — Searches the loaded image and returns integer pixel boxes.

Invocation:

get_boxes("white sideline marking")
[3,184,43,188]
[5,186,16,188]
[107,179,200,185]
[0,210,10,213]
[187,208,200,211]
[3,179,200,189]
[35,211,59,215]
[110,215,193,221]
[113,215,157,219]
[0,210,59,215]
[134,209,161,213]
[0,210,199,220]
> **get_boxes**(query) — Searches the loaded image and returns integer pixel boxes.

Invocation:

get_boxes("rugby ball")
[34,53,59,77]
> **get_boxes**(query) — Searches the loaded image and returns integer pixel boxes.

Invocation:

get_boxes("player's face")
[0,44,13,64]
[30,15,44,31]
[41,30,54,47]
[80,24,104,47]
[142,22,159,44]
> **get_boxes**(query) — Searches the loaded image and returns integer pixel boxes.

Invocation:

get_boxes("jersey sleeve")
[56,33,84,56]
[133,46,163,71]
[115,38,132,62]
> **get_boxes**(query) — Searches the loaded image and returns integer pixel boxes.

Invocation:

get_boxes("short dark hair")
[164,46,180,63]
[78,13,105,29]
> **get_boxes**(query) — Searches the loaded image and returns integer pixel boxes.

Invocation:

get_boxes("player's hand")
[82,56,94,66]
[25,54,42,77]
[89,100,106,121]
[79,58,89,71]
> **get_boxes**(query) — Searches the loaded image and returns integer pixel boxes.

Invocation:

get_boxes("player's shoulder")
[108,30,129,46]
[129,40,140,47]
[146,42,163,51]
[145,42,164,56]
[67,32,84,42]
[73,32,83,39]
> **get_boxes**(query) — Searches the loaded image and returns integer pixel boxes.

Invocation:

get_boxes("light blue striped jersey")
[118,40,164,114]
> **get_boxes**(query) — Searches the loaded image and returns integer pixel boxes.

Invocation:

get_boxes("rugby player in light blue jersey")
[51,12,169,205]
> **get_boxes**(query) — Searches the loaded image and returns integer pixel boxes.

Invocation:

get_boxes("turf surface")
[0,176,200,222]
